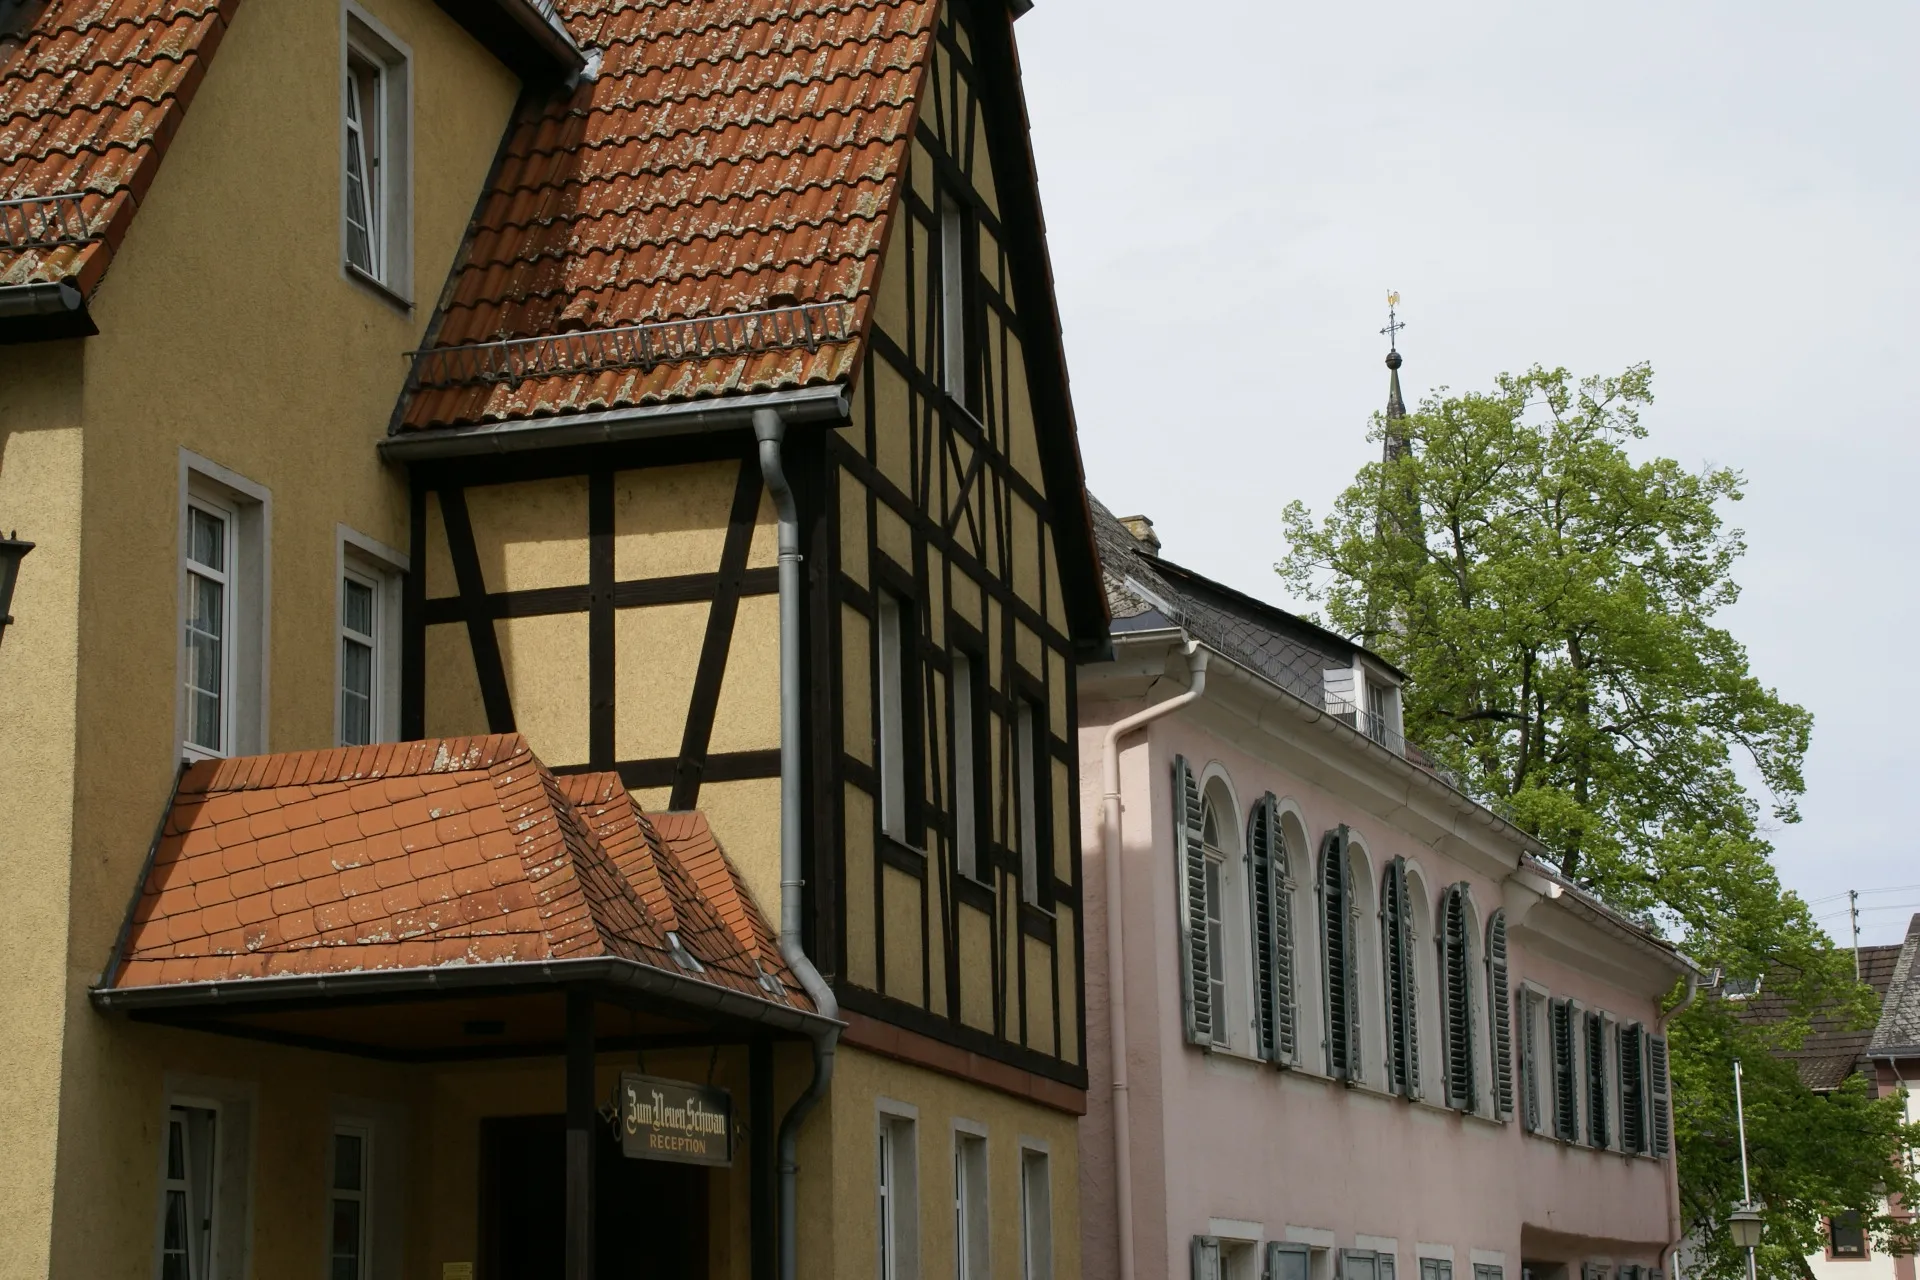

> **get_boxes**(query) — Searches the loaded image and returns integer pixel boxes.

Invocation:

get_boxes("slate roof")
[397,0,935,432]
[0,0,235,295]
[1722,938,1903,1090]
[1091,492,1391,706]
[1868,914,1920,1059]
[102,735,807,1011]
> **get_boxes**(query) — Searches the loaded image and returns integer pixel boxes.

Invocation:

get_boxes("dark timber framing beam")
[673,461,764,809]
[437,485,517,732]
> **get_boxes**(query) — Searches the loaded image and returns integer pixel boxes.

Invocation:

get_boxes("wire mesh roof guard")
[406,302,858,392]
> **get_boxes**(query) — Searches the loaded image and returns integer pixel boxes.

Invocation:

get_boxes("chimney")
[1118,514,1161,556]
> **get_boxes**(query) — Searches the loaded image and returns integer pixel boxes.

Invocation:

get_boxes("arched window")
[1173,757,1252,1053]
[1200,800,1230,1043]
[1381,857,1419,1098]
[1439,884,1476,1111]
[1487,910,1513,1120]
[1320,827,1360,1080]
[1248,794,1295,1063]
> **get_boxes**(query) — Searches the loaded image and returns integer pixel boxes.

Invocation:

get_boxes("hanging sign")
[618,1072,733,1167]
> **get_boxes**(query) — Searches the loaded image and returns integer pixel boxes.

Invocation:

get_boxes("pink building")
[1077,499,1698,1280]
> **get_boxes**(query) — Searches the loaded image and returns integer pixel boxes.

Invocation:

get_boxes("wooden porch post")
[566,988,596,1280]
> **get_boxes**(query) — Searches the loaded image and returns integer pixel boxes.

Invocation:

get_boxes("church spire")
[1381,292,1409,463]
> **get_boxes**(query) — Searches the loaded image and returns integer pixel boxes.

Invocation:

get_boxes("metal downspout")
[1659,971,1701,1280]
[1101,639,1207,1280]
[755,409,841,1280]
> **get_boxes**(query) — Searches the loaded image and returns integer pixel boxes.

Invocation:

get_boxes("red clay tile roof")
[0,0,236,295]
[105,735,808,1010]
[397,0,935,431]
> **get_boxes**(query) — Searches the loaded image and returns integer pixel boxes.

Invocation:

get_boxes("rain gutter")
[0,281,82,317]
[88,954,834,1036]
[753,409,842,1280]
[378,385,849,462]
[1100,634,1207,1280]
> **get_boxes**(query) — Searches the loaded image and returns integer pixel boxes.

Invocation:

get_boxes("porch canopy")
[91,734,826,1057]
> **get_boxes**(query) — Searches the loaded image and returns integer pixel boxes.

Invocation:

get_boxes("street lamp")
[0,531,32,648]
[1733,1060,1765,1280]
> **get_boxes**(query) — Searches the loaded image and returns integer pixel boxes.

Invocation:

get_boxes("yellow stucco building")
[0,1,1108,1278]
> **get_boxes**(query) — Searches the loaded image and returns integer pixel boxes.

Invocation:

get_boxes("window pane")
[333,1131,364,1191]
[189,507,224,572]
[344,61,380,275]
[167,1117,186,1180]
[342,577,374,636]
[186,571,225,752]
[330,1198,363,1280]
[341,638,373,746]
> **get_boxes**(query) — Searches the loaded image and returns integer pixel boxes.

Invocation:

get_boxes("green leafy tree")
[1280,364,1918,1277]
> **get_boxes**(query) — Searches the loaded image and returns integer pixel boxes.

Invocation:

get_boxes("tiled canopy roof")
[104,735,806,1011]
[399,0,936,431]
[0,0,235,294]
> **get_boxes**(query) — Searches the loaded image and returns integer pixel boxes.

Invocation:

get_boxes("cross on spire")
[1380,290,1405,353]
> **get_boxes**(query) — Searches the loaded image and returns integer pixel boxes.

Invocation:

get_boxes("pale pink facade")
[1078,621,1694,1280]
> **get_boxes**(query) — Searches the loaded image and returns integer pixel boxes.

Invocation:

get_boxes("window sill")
[345,262,413,311]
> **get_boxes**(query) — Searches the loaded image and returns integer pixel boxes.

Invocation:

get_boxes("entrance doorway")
[480,1114,710,1280]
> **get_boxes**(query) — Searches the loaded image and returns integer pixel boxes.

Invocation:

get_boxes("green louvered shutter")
[1441,886,1475,1111]
[1621,1022,1649,1153]
[1382,857,1418,1097]
[1320,828,1354,1080]
[1487,911,1513,1120]
[1193,1236,1222,1280]
[1520,988,1542,1132]
[1586,1011,1610,1148]
[1650,1033,1672,1156]
[1173,756,1212,1046]
[1248,794,1296,1064]
[1552,998,1579,1140]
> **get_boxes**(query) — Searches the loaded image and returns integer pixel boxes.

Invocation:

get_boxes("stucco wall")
[1078,695,1680,1280]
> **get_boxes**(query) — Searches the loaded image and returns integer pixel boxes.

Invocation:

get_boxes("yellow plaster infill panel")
[882,863,924,1008]
[0,412,81,1280]
[1048,650,1067,736]
[875,500,912,574]
[1056,904,1081,1066]
[870,353,912,498]
[696,777,781,935]
[844,784,877,988]
[909,138,936,209]
[1008,496,1039,604]
[825,1046,1083,1280]
[613,460,742,580]
[1050,757,1073,884]
[745,489,779,570]
[949,570,981,632]
[970,102,999,215]
[978,223,1004,302]
[925,866,948,1019]
[1043,527,1068,631]
[925,552,946,648]
[1015,619,1043,686]
[499,613,589,766]
[958,904,993,1032]
[707,594,780,755]
[424,623,489,739]
[423,490,457,598]
[464,477,589,592]
[838,465,869,586]
[1004,338,1044,491]
[841,605,873,765]
[613,602,707,761]
[1024,935,1056,1057]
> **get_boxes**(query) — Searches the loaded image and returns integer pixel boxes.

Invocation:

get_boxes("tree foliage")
[1280,364,1916,1277]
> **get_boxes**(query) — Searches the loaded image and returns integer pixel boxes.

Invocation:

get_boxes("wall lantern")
[0,531,33,648]
[1728,1202,1766,1251]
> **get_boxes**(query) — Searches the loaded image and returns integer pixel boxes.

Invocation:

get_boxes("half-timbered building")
[0,0,1103,1277]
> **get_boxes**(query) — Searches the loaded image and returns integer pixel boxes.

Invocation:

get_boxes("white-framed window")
[878,1107,919,1280]
[1015,696,1045,907]
[877,589,914,845]
[180,454,269,761]
[183,498,234,757]
[951,652,981,882]
[1019,1144,1052,1280]
[342,7,411,298]
[155,1084,253,1280]
[329,1125,370,1280]
[954,1126,988,1280]
[938,187,968,401]
[336,529,405,748]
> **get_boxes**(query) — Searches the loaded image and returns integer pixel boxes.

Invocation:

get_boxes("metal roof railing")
[408,302,856,391]
[0,193,95,251]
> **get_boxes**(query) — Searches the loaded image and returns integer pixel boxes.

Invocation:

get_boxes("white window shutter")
[1269,1242,1312,1280]
[1650,1033,1672,1157]
[1193,1236,1222,1280]
[1488,910,1513,1119]
[1173,756,1212,1046]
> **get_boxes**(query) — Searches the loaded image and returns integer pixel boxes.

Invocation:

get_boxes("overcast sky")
[1015,1,1920,944]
